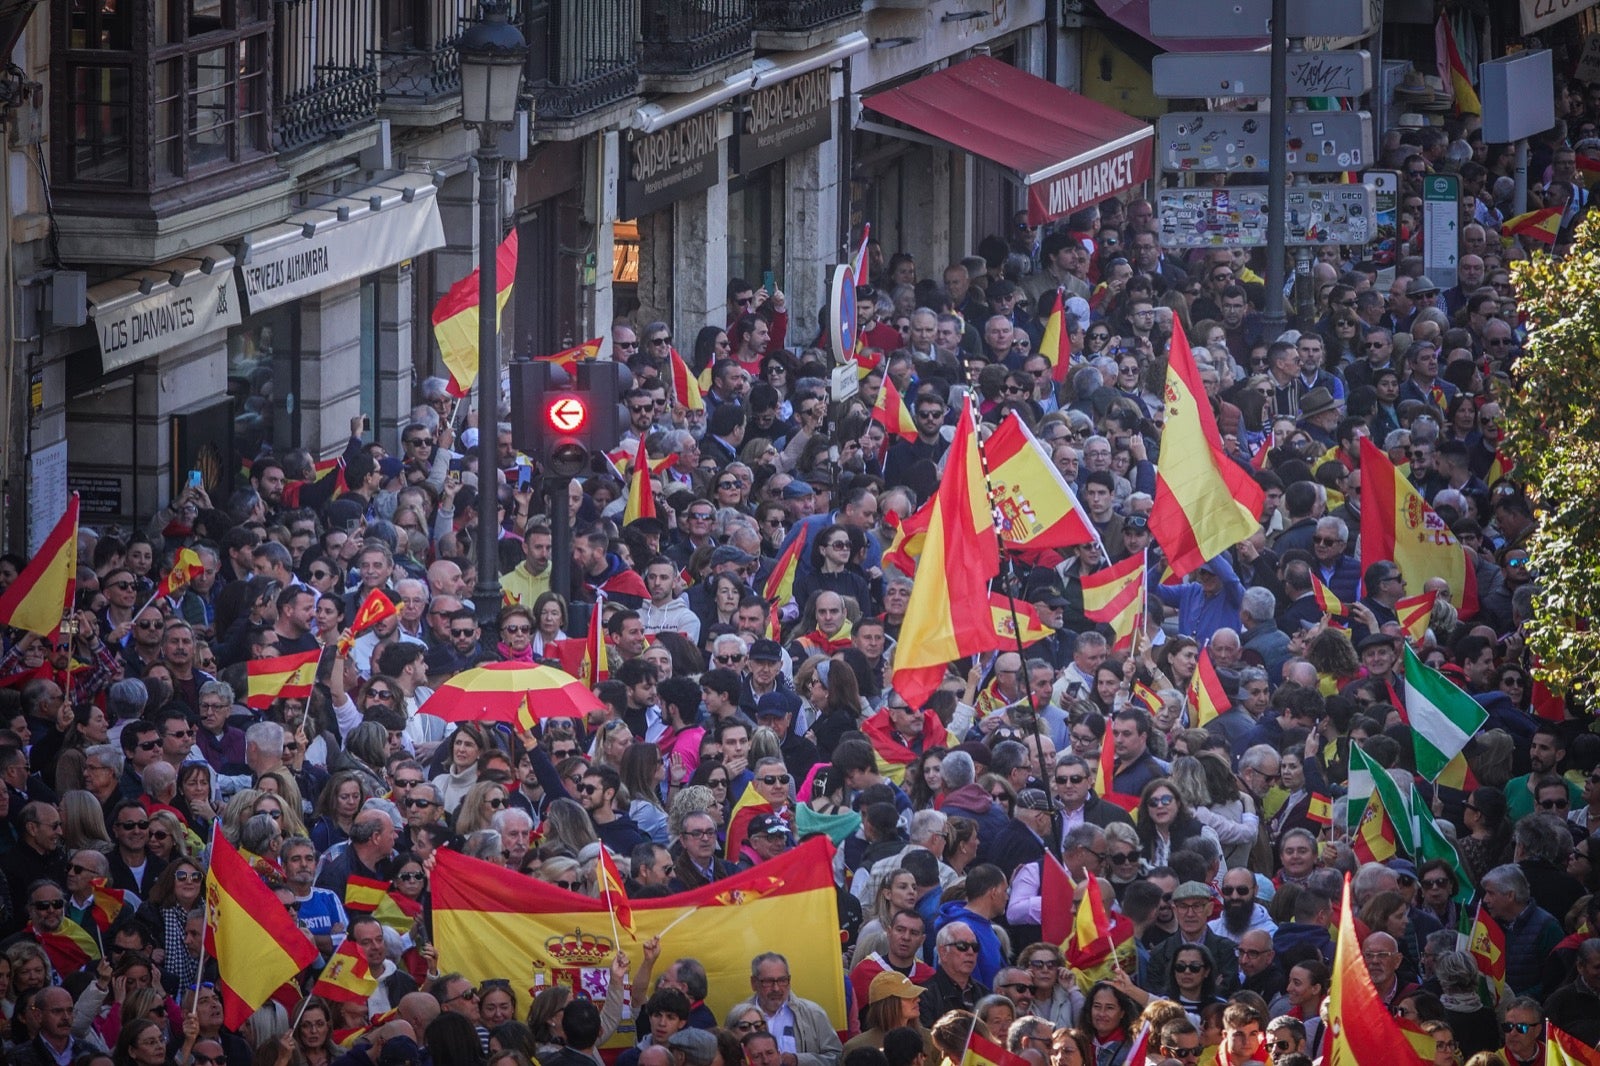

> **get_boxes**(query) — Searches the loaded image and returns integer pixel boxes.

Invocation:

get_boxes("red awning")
[861,56,1153,226]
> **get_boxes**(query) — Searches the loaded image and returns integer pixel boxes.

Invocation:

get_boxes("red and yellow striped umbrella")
[423,662,603,728]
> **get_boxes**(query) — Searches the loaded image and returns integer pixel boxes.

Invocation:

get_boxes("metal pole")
[1261,0,1289,336]
[1514,139,1529,216]
[474,145,504,639]
[549,476,572,601]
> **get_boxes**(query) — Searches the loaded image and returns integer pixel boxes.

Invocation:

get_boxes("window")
[228,303,302,457]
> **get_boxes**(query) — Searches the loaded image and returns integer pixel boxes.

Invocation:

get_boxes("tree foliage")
[1505,215,1600,693]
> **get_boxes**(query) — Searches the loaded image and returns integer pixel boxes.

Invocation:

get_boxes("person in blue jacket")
[932,863,1010,987]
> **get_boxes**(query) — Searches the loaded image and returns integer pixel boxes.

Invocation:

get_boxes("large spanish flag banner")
[889,399,1002,709]
[1359,437,1479,618]
[1150,324,1264,579]
[0,493,77,637]
[206,831,320,1029]
[984,413,1099,553]
[1326,874,1432,1066]
[432,230,518,397]
[433,838,846,1050]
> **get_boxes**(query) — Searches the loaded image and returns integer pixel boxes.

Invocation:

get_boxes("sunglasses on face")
[1502,1023,1539,1035]
[1172,962,1208,974]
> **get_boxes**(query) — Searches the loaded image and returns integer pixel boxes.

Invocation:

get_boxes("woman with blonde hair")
[669,785,718,838]
[536,855,588,895]
[457,779,512,836]
[251,776,309,838]
[59,789,114,853]
[147,809,190,862]
[542,797,599,855]
[591,719,633,770]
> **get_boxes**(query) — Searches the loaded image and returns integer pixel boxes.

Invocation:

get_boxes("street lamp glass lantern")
[458,1,528,128]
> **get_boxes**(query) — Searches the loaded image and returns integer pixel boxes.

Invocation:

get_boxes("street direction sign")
[1147,0,1375,38]
[1153,50,1372,98]
[1155,184,1378,248]
[1422,174,1460,289]
[1158,111,1373,172]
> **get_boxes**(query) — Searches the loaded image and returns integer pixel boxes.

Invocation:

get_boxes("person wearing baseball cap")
[842,971,932,1056]
[755,691,819,779]
[737,813,793,871]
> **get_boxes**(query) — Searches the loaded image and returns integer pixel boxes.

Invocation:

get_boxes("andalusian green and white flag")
[1404,642,1489,782]
[1348,742,1419,853]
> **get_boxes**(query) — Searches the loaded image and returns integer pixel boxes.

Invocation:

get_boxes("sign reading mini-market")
[736,68,833,173]
[621,113,722,217]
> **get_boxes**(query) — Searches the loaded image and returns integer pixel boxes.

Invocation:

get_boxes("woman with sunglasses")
[135,857,206,992]
[761,354,796,418]
[1018,943,1083,1028]
[1496,667,1531,711]
[1415,860,1466,930]
[1135,778,1216,867]
[793,525,874,620]
[454,780,510,836]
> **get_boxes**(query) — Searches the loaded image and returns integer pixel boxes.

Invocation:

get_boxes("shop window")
[55,0,271,190]
[228,303,302,460]
[728,167,785,290]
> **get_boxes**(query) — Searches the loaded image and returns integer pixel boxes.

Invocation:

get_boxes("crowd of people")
[0,60,1588,1066]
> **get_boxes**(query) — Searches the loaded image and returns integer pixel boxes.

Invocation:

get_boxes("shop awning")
[87,246,244,374]
[236,171,445,313]
[860,56,1153,225]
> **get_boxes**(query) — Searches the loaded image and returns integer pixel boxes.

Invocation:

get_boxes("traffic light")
[510,359,620,479]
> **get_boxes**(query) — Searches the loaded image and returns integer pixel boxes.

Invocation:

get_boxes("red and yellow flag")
[963,1030,1035,1066]
[432,230,518,397]
[1307,793,1333,827]
[1395,589,1437,643]
[988,594,1054,647]
[1150,324,1264,579]
[1466,902,1506,995]
[1130,681,1163,716]
[245,648,322,710]
[623,435,657,526]
[763,531,807,608]
[1038,288,1072,383]
[668,348,705,412]
[889,399,1002,709]
[1359,437,1478,619]
[724,786,775,860]
[344,874,416,933]
[984,413,1099,552]
[311,939,378,1004]
[1487,444,1516,485]
[0,494,78,638]
[881,499,932,576]
[1082,550,1146,653]
[1328,874,1432,1066]
[1065,874,1136,990]
[1310,573,1347,618]
[1435,750,1479,792]
[1093,731,1139,813]
[1040,852,1075,946]
[1547,1023,1600,1066]
[28,919,101,974]
[206,830,319,1029]
[862,706,949,781]
[432,837,845,1051]
[88,879,129,932]
[1187,645,1229,728]
[872,376,918,443]
[158,547,206,600]
[1351,782,1399,863]
[1434,16,1481,116]
[1502,208,1563,247]
[596,848,635,935]
[537,337,603,374]
[351,588,399,634]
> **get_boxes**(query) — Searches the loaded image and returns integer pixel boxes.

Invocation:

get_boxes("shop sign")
[736,68,833,173]
[239,186,445,313]
[620,113,722,217]
[69,475,124,516]
[89,267,242,375]
[1521,0,1600,34]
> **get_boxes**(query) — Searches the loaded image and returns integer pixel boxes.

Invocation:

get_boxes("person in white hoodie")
[639,557,701,643]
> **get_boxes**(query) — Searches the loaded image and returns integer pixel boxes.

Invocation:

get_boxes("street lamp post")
[457,0,527,639]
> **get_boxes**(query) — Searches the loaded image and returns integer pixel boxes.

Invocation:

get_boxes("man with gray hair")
[1514,812,1586,923]
[1544,938,1600,1045]
[82,744,125,823]
[1060,631,1108,699]
[736,952,841,1066]
[938,751,1009,860]
[492,807,535,868]
[1238,587,1291,681]
[194,679,246,775]
[1482,863,1563,996]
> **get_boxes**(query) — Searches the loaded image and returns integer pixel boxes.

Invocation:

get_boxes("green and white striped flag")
[1349,742,1420,854]
[1409,786,1475,904]
[1404,642,1489,782]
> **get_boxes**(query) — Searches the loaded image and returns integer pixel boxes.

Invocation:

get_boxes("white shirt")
[759,1000,799,1054]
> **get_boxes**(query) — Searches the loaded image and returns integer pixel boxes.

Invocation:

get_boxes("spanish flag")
[596,847,635,936]
[1065,875,1137,991]
[338,589,399,656]
[988,594,1054,647]
[622,435,657,526]
[158,547,206,600]
[1082,549,1146,653]
[1130,681,1163,717]
[889,399,1002,709]
[1187,644,1230,728]
[1359,437,1478,618]
[963,1030,1034,1066]
[432,837,846,1051]
[723,786,775,860]
[547,616,609,690]
[1548,1024,1600,1066]
[311,940,377,1004]
[862,706,948,781]
[1038,288,1072,383]
[1328,874,1433,1066]
[1351,780,1399,863]
[668,347,705,412]
[0,493,77,638]
[88,879,130,932]
[1434,15,1481,116]
[1310,573,1347,619]
[881,499,932,576]
[872,376,918,443]
[1502,207,1563,247]
[345,873,416,934]
[1465,902,1507,998]
[1306,793,1333,827]
[432,230,518,397]
[206,830,319,1029]
[245,649,322,710]
[1487,444,1516,485]
[984,413,1099,552]
[537,337,603,374]
[762,532,806,608]
[1149,323,1264,579]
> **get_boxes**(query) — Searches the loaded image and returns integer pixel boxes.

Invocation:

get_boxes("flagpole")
[654,906,701,938]
[973,420,1060,859]
[194,822,215,1005]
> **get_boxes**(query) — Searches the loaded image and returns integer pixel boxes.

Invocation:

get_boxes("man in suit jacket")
[734,953,843,1066]
[669,810,737,890]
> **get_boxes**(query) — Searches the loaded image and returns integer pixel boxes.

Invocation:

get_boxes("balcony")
[371,0,470,126]
[274,0,381,153]
[639,0,753,95]
[754,0,864,50]
[524,0,641,140]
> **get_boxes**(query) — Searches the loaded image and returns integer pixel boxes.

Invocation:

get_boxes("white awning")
[87,245,243,373]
